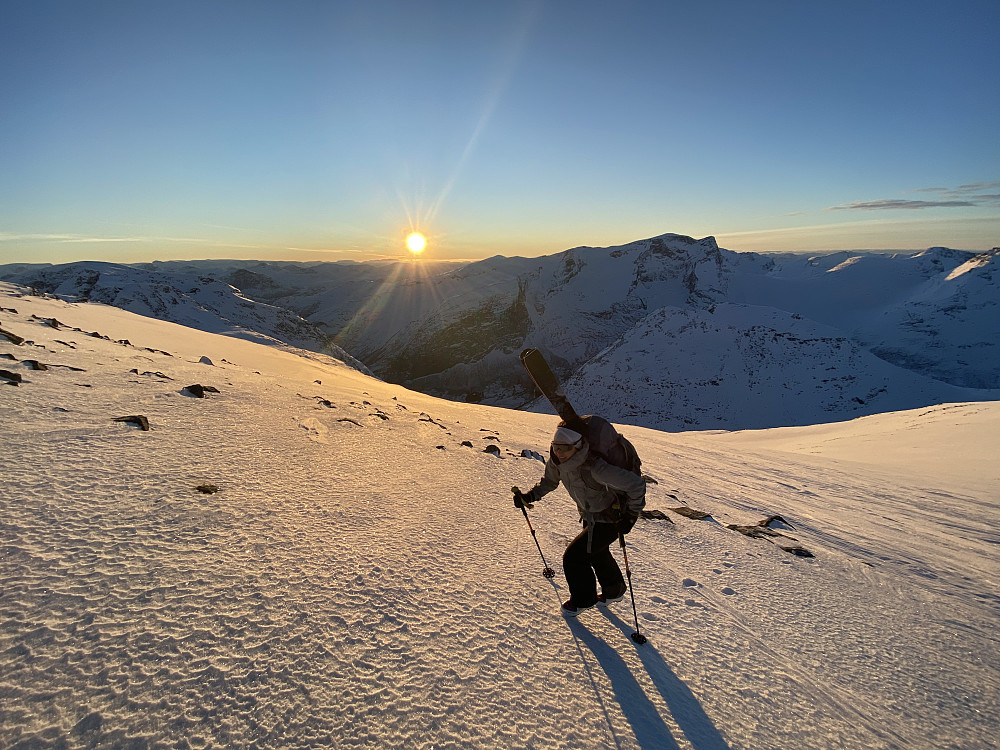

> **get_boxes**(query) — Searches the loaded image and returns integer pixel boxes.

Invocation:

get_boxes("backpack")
[579,415,642,478]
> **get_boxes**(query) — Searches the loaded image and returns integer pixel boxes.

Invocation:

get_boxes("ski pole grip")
[511,486,533,510]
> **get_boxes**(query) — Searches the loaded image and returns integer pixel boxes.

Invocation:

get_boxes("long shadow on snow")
[568,618,682,750]
[569,610,731,750]
[604,609,731,750]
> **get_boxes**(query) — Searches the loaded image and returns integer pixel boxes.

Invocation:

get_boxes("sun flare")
[406,232,426,254]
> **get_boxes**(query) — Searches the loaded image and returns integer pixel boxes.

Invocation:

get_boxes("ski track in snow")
[2,287,998,750]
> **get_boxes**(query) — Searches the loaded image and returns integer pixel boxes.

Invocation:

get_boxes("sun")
[406,232,426,254]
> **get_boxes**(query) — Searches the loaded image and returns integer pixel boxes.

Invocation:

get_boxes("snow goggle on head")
[551,438,582,451]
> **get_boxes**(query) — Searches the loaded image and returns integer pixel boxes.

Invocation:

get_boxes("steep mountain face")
[850,248,1000,389]
[3,235,996,429]
[301,235,750,405]
[729,246,1000,389]
[560,304,987,430]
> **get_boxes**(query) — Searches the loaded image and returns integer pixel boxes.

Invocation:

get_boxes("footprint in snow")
[298,417,329,444]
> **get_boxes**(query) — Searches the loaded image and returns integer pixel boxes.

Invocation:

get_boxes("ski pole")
[512,486,556,579]
[618,529,647,644]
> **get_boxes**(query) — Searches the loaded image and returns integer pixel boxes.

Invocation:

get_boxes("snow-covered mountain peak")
[946,246,999,281]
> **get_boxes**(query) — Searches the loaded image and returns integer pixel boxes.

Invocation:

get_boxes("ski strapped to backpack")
[520,348,642,498]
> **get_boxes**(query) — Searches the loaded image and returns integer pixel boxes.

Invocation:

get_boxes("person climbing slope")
[514,422,645,616]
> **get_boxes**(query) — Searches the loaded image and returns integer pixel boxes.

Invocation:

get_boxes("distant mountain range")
[4,233,997,430]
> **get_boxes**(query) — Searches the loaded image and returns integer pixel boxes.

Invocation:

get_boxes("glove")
[512,487,537,509]
[618,513,638,534]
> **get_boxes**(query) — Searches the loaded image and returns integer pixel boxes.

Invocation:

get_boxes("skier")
[514,423,646,616]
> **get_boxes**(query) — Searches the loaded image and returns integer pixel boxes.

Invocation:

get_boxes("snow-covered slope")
[2,283,997,749]
[0,261,371,375]
[559,303,992,430]
[730,246,1000,390]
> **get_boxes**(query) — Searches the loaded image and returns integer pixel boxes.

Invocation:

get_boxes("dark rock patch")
[418,414,448,429]
[130,369,173,379]
[112,415,150,431]
[48,363,86,372]
[780,546,815,558]
[728,517,814,558]
[0,327,24,345]
[727,524,788,539]
[640,509,673,522]
[671,506,713,520]
[760,514,794,529]
[183,384,220,398]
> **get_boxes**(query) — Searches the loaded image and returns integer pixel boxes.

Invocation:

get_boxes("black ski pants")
[563,522,625,608]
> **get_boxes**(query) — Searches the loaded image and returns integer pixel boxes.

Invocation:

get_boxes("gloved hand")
[618,513,639,534]
[512,487,537,509]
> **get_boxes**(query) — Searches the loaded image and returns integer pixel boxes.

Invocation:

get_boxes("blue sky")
[1,0,998,264]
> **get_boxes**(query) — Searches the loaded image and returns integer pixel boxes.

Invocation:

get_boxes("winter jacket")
[529,440,646,536]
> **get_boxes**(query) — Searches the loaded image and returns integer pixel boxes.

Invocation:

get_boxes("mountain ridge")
[3,233,996,430]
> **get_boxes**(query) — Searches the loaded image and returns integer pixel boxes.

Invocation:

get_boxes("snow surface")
[2,283,998,749]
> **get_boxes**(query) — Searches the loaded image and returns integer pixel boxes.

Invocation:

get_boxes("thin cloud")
[0,232,270,249]
[953,181,1000,194]
[830,181,1000,211]
[0,233,80,242]
[830,199,976,211]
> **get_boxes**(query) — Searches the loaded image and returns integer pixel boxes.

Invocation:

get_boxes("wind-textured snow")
[2,283,998,749]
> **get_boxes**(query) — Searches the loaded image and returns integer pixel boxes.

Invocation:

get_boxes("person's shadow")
[568,610,731,750]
